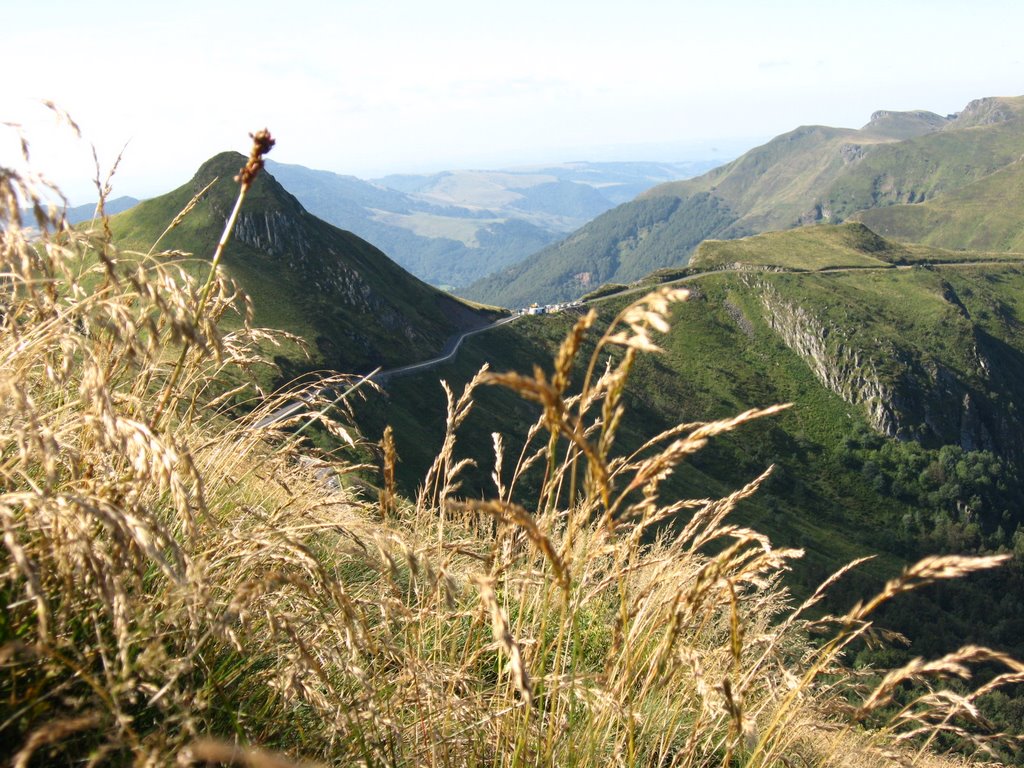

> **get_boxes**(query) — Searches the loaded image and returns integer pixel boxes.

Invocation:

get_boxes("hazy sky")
[6,0,1023,203]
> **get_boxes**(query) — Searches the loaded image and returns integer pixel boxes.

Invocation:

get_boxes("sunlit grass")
[0,127,1020,767]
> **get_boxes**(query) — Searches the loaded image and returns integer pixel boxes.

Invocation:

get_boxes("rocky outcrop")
[797,203,834,225]
[758,281,1024,460]
[840,143,864,164]
[723,298,754,337]
[759,282,901,436]
[234,210,312,261]
[952,97,1019,128]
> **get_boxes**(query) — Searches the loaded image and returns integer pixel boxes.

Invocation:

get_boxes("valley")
[263,158,721,290]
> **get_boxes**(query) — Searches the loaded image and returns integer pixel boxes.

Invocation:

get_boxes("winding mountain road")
[252,315,520,428]
[253,257,1024,429]
[372,315,520,383]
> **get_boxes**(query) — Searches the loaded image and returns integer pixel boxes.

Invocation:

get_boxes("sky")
[5,0,1024,204]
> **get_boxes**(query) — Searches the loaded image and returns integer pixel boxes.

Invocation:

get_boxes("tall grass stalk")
[153,129,275,429]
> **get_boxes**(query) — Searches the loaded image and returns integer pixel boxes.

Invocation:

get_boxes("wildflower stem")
[151,181,248,429]
[152,129,273,429]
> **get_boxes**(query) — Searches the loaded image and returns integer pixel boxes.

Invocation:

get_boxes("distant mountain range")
[265,159,722,289]
[67,196,140,223]
[54,159,723,295]
[107,153,495,377]
[17,195,140,227]
[466,96,1024,307]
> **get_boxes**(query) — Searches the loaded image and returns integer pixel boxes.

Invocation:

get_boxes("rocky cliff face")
[234,210,312,262]
[757,281,1024,460]
[233,209,378,309]
[759,282,901,436]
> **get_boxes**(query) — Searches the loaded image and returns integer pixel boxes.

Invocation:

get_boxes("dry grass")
[0,126,1020,767]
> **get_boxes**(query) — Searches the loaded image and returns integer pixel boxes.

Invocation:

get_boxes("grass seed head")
[235,128,276,186]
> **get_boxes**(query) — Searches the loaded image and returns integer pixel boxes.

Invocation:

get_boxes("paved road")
[586,258,1024,305]
[252,315,520,428]
[252,257,1024,429]
[372,315,519,383]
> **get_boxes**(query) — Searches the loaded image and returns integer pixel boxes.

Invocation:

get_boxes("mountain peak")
[108,153,495,374]
[949,96,1024,128]
[861,109,949,139]
[186,151,305,222]
[194,150,247,179]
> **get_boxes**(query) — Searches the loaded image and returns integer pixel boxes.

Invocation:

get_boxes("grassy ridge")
[691,223,903,269]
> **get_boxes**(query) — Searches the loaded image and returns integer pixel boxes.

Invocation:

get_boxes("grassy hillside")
[855,157,1024,251]
[363,228,1024,692]
[109,152,497,377]
[467,96,1024,307]
[465,191,741,307]
[7,147,1017,767]
[654,96,1024,233]
[860,109,950,140]
[690,223,907,270]
[690,222,1024,271]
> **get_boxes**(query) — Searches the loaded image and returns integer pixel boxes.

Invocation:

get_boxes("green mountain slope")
[109,152,495,375]
[465,191,742,307]
[466,96,1024,306]
[652,96,1024,232]
[855,156,1024,251]
[690,222,907,270]
[359,226,1024,670]
[859,108,950,140]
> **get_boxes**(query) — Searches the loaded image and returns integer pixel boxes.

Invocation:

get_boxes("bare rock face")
[797,202,834,225]
[235,210,312,261]
[759,282,901,437]
[757,282,1024,460]
[951,97,1018,128]
[840,143,865,164]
